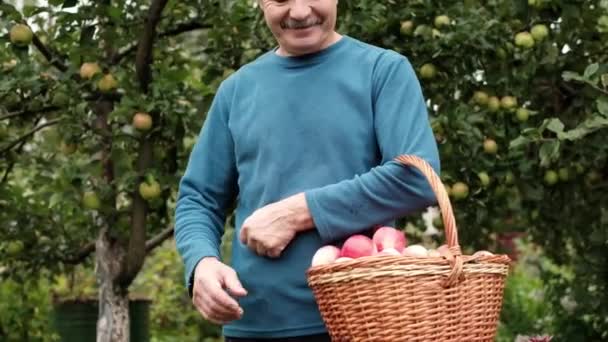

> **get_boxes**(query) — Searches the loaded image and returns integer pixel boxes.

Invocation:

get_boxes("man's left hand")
[239,193,313,258]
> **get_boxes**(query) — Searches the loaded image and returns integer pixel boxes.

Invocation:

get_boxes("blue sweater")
[174,35,440,338]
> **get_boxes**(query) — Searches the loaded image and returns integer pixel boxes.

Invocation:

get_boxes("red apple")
[473,250,494,258]
[372,226,407,253]
[311,245,341,266]
[340,235,376,259]
[403,245,428,257]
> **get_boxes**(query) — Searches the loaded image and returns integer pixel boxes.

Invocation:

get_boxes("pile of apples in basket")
[311,226,494,266]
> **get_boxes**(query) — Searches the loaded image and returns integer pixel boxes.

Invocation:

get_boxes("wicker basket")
[306,155,512,342]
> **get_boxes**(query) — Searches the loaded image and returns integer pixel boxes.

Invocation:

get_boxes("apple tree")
[0,0,262,341]
[334,0,606,339]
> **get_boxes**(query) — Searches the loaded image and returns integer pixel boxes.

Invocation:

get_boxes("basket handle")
[394,155,464,287]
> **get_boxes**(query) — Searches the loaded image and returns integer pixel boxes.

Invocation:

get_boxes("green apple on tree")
[9,24,33,47]
[97,73,118,92]
[419,63,437,79]
[531,24,549,41]
[483,138,498,154]
[400,20,414,35]
[500,96,518,110]
[514,31,535,48]
[434,15,450,28]
[487,96,501,112]
[451,182,469,200]
[139,176,161,201]
[473,90,489,105]
[82,191,101,210]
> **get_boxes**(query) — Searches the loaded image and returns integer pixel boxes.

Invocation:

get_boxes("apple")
[473,91,489,105]
[427,249,441,258]
[514,32,535,48]
[487,96,501,112]
[531,24,549,41]
[372,226,407,253]
[501,96,518,110]
[478,171,491,187]
[132,112,153,131]
[10,24,33,47]
[544,170,558,186]
[402,245,428,257]
[400,20,414,35]
[483,138,498,154]
[516,108,530,122]
[473,250,494,258]
[79,62,101,80]
[82,191,101,209]
[340,235,376,259]
[377,248,402,256]
[335,257,354,263]
[434,15,450,28]
[139,180,161,200]
[451,182,469,200]
[311,245,341,266]
[419,63,437,79]
[6,241,24,256]
[97,73,117,92]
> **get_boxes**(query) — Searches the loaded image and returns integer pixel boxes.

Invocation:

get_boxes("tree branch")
[0,118,61,154]
[112,20,210,64]
[61,242,96,265]
[136,0,169,93]
[32,33,68,72]
[121,0,168,287]
[0,105,60,121]
[145,226,174,253]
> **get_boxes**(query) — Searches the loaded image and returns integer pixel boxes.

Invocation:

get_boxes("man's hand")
[192,257,247,325]
[240,192,314,258]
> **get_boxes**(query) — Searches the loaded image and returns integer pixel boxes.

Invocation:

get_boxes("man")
[174,0,440,341]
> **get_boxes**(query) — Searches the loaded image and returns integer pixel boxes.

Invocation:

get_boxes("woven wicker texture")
[306,155,512,342]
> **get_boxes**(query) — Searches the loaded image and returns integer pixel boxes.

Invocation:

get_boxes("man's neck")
[276,32,342,57]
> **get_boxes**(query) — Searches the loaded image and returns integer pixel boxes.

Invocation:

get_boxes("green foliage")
[0,274,59,342]
[131,240,220,341]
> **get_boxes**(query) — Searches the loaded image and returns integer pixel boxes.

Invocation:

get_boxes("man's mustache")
[281,17,322,29]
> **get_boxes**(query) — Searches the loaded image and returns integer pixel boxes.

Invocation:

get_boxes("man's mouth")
[281,18,322,30]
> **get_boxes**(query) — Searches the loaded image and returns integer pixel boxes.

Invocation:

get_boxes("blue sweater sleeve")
[174,80,238,291]
[305,53,440,243]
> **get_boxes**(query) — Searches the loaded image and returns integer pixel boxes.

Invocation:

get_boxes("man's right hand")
[192,257,247,325]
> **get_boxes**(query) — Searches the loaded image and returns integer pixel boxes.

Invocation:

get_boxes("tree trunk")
[96,227,129,342]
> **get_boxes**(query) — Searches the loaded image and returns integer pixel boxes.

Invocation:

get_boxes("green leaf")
[509,135,530,149]
[49,0,64,6]
[0,4,23,21]
[598,97,608,116]
[584,63,599,79]
[539,140,560,167]
[601,74,608,89]
[546,118,565,134]
[558,115,608,141]
[562,71,585,82]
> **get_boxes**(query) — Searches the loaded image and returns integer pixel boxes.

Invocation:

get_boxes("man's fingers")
[239,225,248,244]
[195,292,236,325]
[267,247,282,258]
[209,285,243,316]
[221,268,248,297]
